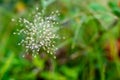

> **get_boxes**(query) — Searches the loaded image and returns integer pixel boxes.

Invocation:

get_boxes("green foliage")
[109,0,120,17]
[0,0,120,80]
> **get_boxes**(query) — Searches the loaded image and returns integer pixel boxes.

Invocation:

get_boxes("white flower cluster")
[13,8,60,59]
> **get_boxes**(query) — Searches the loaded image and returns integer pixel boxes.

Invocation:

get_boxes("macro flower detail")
[13,8,60,59]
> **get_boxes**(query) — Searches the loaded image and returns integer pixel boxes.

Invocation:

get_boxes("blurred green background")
[0,0,120,80]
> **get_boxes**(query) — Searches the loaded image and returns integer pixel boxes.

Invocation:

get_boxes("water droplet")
[22,55,25,57]
[18,43,21,45]
[50,52,53,55]
[54,56,56,59]
[13,32,16,34]
[11,18,15,22]
[36,7,39,10]
[34,55,37,58]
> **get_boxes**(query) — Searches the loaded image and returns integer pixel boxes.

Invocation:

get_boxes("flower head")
[13,8,60,59]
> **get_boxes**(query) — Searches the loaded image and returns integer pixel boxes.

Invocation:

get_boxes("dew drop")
[18,43,21,45]
[54,56,56,59]
[36,7,39,10]
[34,55,37,58]
[13,32,16,34]
[11,18,15,22]
[22,55,25,57]
[50,52,53,55]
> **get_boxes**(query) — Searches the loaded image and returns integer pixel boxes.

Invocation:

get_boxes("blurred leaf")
[72,15,86,49]
[41,0,56,8]
[57,38,72,49]
[60,66,79,80]
[89,3,106,12]
[33,56,44,70]
[0,52,14,79]
[108,1,117,8]
[41,71,67,80]
[109,1,120,17]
